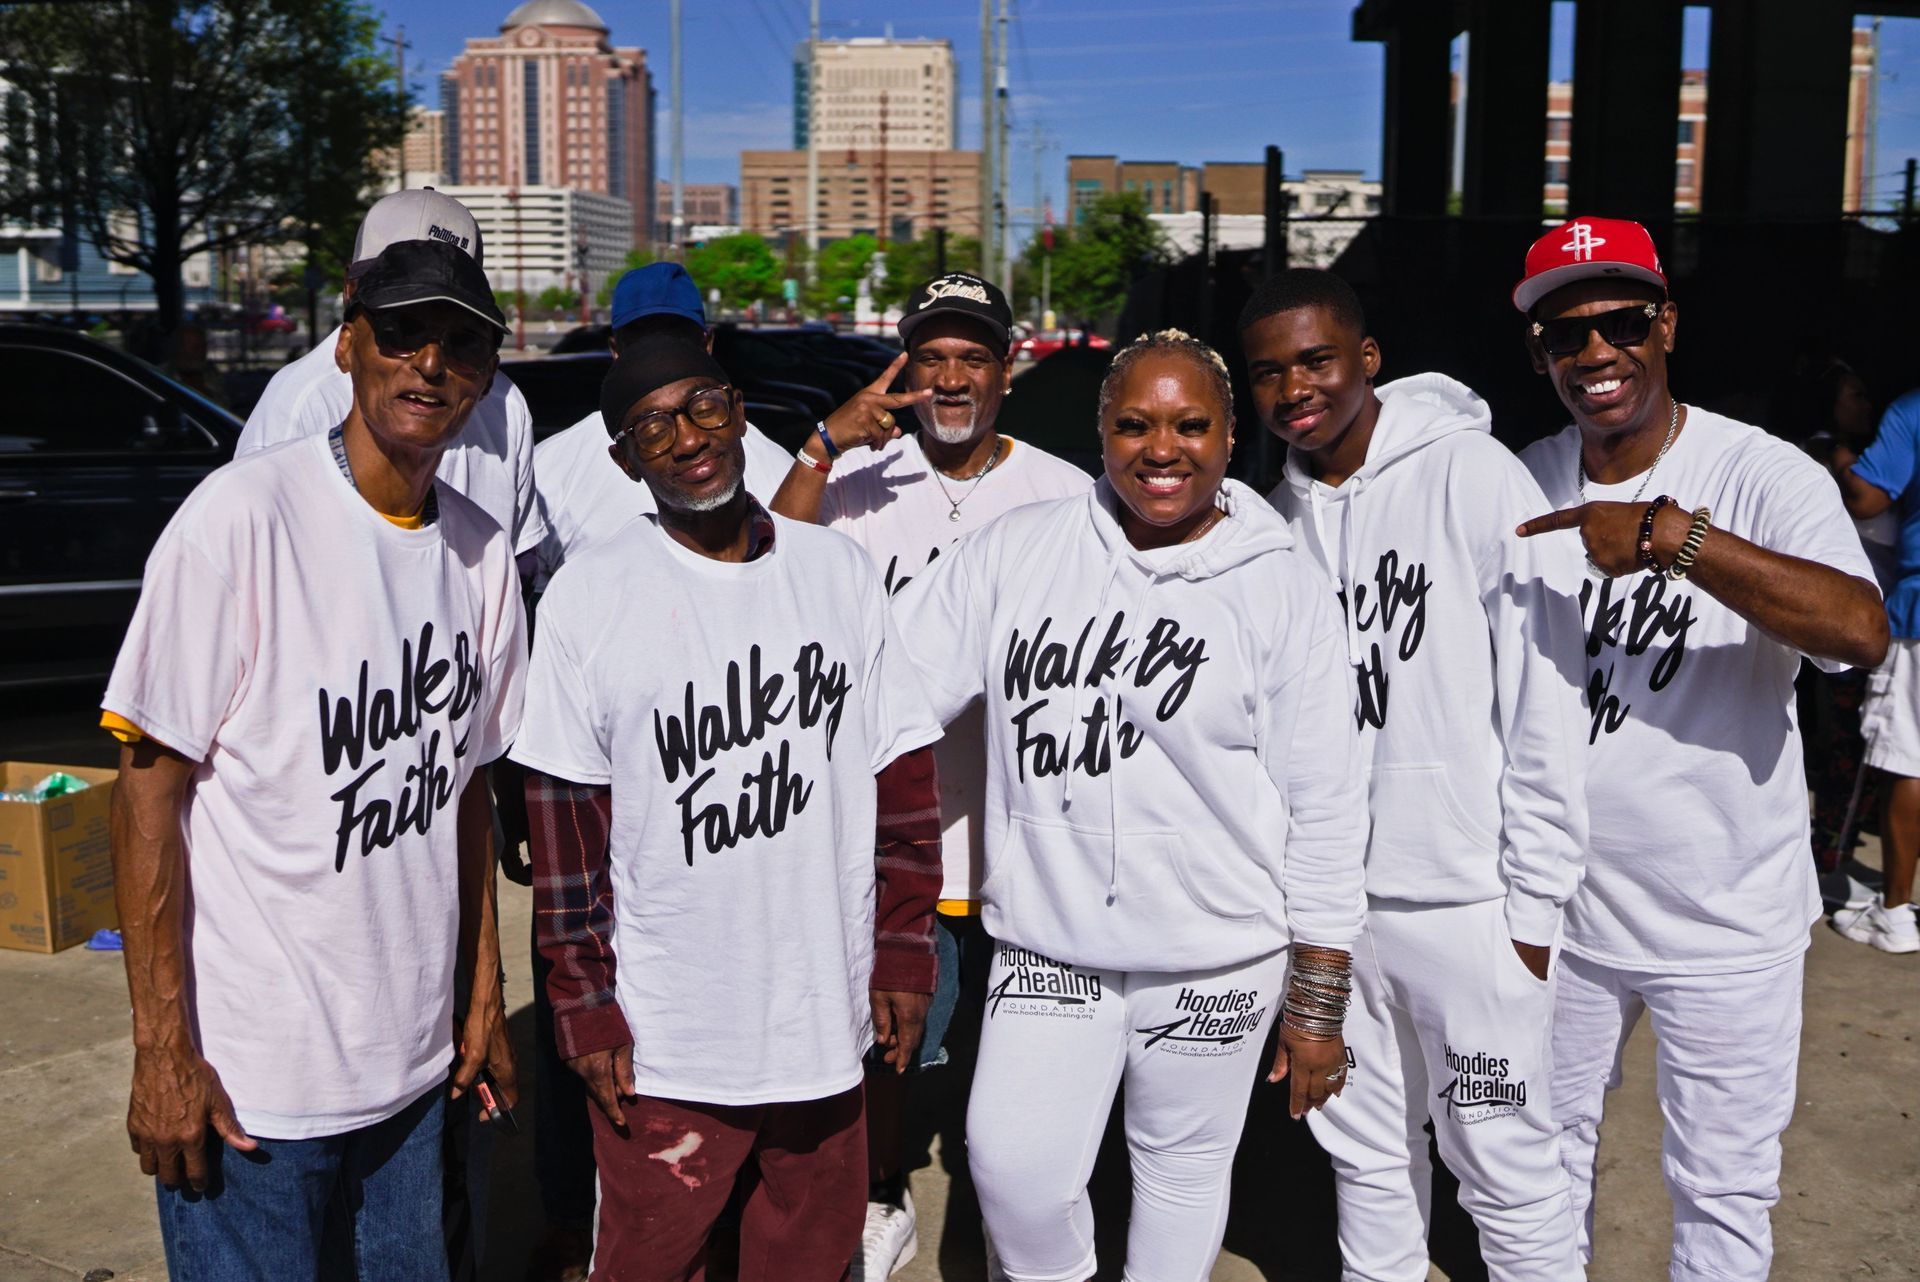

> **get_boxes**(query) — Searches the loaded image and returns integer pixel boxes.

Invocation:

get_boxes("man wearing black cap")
[1513,217,1887,1279]
[769,271,1090,1275]
[101,239,527,1280]
[513,333,945,1279]
[531,262,794,585]
[240,188,547,564]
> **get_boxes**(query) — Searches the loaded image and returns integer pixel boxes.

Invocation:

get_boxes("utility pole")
[1905,157,1916,228]
[670,0,684,255]
[383,27,411,190]
[805,0,821,279]
[996,0,1011,299]
[1865,17,1881,215]
[878,90,890,246]
[1262,144,1287,279]
[979,0,995,284]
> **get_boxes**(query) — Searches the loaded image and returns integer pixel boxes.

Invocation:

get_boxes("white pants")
[1552,951,1804,1281]
[1307,898,1582,1281]
[966,944,1287,1282]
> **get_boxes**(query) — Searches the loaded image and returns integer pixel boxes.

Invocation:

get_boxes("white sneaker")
[1831,901,1920,954]
[854,1188,918,1279]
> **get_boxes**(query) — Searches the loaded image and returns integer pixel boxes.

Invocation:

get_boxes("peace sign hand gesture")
[815,352,934,460]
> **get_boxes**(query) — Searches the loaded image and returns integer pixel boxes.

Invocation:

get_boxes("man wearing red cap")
[1513,217,1887,1280]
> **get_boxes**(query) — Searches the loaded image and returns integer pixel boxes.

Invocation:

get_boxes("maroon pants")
[587,1083,865,1282]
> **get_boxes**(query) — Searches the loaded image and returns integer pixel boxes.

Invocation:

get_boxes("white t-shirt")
[532,411,795,581]
[510,513,942,1105]
[823,434,1092,902]
[239,326,547,555]
[1520,407,1878,973]
[103,435,527,1138]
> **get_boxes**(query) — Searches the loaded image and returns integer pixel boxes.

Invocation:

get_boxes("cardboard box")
[0,761,119,953]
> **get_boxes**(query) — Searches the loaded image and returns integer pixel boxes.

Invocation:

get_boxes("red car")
[247,306,296,335]
[1016,329,1111,362]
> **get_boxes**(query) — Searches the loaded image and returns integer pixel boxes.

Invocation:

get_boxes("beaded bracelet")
[1667,506,1712,581]
[1637,495,1675,570]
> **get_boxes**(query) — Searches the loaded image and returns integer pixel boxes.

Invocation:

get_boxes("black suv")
[0,325,241,684]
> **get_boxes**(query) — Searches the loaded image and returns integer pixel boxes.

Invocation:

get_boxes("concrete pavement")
[1,798,1914,1279]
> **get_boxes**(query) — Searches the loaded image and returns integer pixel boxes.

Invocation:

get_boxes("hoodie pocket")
[988,813,1269,953]
[1366,762,1502,894]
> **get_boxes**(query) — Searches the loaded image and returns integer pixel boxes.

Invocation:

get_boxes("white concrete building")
[796,37,956,153]
[1151,170,1384,269]
[440,185,633,298]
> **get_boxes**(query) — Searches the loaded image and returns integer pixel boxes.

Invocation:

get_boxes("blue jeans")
[156,1084,449,1282]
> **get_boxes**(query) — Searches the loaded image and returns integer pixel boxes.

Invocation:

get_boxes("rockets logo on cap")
[1512,215,1667,313]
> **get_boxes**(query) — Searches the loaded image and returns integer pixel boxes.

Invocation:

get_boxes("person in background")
[770,271,1091,1278]
[514,334,945,1279]
[1514,216,1887,1278]
[1836,382,1920,953]
[102,239,526,1280]
[1791,357,1890,879]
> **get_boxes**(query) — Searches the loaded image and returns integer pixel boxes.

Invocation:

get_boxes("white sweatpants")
[1307,898,1582,1281]
[1552,951,1804,1282]
[966,944,1288,1282]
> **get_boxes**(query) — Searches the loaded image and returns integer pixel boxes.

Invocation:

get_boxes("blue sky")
[392,1,1920,232]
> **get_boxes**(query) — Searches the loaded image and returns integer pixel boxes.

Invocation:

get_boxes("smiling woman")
[1096,329,1236,550]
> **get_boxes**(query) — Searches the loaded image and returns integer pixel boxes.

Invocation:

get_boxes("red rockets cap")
[1512,216,1668,314]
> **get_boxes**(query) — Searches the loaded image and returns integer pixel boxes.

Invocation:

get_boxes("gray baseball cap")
[348,189,483,277]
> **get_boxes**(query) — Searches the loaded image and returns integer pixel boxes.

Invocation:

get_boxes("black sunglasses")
[1530,303,1661,358]
[613,384,737,459]
[358,306,498,377]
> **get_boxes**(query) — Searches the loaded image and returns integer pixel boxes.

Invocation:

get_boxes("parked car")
[1015,329,1111,362]
[0,326,243,684]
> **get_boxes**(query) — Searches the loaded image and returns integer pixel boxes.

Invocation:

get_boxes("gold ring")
[877,411,895,429]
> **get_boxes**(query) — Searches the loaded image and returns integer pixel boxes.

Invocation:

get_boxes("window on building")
[1547,118,1571,143]
[1676,159,1695,190]
[1677,120,1696,145]
[1545,160,1569,186]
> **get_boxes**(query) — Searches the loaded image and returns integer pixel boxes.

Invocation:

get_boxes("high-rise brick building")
[440,0,653,247]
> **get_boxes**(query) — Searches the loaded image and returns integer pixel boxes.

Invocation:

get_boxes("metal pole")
[878,90,889,247]
[996,0,1011,298]
[396,27,408,191]
[670,0,684,255]
[805,0,820,278]
[1905,157,1916,227]
[1263,144,1287,279]
[980,0,995,283]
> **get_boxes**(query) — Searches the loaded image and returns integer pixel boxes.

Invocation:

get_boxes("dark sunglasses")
[1530,302,1661,358]
[359,307,498,376]
[614,384,736,459]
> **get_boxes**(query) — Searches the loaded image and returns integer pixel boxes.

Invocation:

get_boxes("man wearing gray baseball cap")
[238,188,547,563]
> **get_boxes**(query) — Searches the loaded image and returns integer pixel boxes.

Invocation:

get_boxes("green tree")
[536,284,579,313]
[873,232,983,309]
[1047,193,1171,323]
[804,235,879,316]
[0,0,406,345]
[596,246,655,306]
[682,234,782,312]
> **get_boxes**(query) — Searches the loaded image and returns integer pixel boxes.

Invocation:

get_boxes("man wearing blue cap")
[529,263,793,583]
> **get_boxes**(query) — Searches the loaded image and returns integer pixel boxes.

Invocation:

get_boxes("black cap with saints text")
[897,272,1013,350]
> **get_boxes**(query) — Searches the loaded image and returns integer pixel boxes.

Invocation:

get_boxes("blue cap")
[611,263,707,331]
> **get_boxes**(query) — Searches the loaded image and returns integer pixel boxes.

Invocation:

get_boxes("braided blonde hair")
[1096,328,1235,432]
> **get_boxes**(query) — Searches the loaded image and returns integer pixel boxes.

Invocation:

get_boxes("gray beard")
[657,471,743,514]
[919,400,980,445]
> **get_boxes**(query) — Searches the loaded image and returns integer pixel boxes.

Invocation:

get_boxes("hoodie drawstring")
[1309,483,1365,667]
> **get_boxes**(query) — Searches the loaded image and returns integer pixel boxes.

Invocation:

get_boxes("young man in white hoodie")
[1244,269,1591,1281]
[1513,218,1886,1281]
[895,331,1368,1282]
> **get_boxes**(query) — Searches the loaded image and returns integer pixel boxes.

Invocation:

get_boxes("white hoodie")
[1268,374,1588,947]
[894,477,1368,974]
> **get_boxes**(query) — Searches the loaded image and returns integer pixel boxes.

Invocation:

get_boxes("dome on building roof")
[501,0,607,33]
